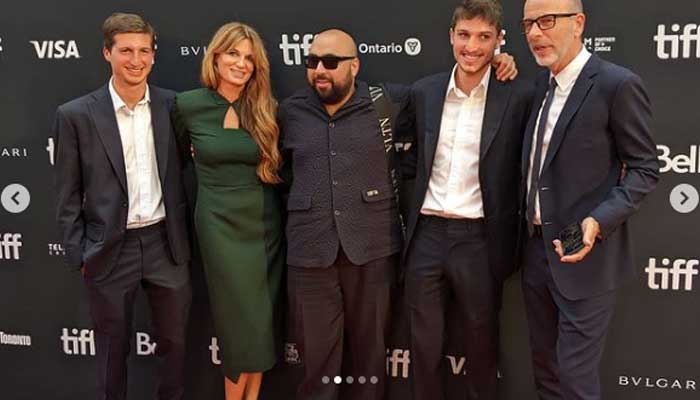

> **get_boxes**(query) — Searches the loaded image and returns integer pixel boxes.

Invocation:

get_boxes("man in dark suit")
[54,13,191,400]
[520,0,659,399]
[402,2,532,399]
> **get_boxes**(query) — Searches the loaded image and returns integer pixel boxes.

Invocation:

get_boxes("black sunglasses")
[305,54,355,70]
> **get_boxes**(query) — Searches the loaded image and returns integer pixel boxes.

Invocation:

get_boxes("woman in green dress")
[173,22,283,400]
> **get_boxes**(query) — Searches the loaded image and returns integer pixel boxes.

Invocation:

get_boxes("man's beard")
[310,75,353,105]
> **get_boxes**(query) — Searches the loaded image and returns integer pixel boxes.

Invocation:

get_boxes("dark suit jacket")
[278,81,410,267]
[520,54,659,300]
[403,71,534,282]
[54,84,190,280]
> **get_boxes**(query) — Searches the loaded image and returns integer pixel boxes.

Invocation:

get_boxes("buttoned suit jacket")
[278,81,411,268]
[519,54,660,300]
[402,71,534,282]
[54,84,191,280]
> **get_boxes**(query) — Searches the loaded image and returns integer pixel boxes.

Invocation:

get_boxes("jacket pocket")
[287,194,312,211]
[361,188,393,203]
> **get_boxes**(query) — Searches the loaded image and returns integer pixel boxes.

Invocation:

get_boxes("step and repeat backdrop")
[1,0,698,399]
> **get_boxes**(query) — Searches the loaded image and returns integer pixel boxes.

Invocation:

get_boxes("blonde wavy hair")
[201,22,281,184]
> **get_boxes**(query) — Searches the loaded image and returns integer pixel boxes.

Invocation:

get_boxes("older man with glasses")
[519,0,659,399]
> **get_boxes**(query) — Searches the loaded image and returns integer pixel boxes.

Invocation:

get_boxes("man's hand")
[80,264,86,275]
[553,217,601,263]
[492,52,518,81]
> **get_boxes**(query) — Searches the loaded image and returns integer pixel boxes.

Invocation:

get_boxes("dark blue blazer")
[54,84,191,279]
[520,54,660,300]
[403,71,534,281]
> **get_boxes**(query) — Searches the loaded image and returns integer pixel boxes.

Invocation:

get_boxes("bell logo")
[30,40,81,59]
[654,24,700,59]
[645,257,699,291]
[0,233,22,260]
[279,33,314,66]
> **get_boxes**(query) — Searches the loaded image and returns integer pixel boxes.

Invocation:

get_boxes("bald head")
[525,0,583,13]
[568,0,583,12]
[310,29,358,57]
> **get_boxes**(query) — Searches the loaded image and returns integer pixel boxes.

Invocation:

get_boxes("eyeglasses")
[305,54,355,70]
[521,13,578,34]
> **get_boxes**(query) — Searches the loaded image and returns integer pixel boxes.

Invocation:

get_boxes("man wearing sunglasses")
[520,0,658,399]
[401,1,533,399]
[278,28,517,400]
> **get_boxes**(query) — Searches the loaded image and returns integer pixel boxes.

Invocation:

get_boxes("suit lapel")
[423,73,450,178]
[521,71,549,178]
[541,55,600,173]
[480,74,511,159]
[149,86,170,187]
[89,86,127,195]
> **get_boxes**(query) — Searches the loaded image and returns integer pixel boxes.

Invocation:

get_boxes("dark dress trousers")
[520,54,659,400]
[278,81,410,400]
[402,72,533,400]
[54,84,191,400]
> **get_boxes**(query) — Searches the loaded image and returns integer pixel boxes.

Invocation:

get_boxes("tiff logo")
[386,349,410,378]
[654,24,700,59]
[61,328,95,355]
[645,257,699,291]
[279,33,314,66]
[61,328,157,356]
[210,336,222,365]
[30,40,81,59]
[47,137,55,165]
[0,233,22,260]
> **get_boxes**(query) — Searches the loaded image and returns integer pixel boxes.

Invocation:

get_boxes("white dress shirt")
[527,47,592,225]
[109,78,165,229]
[421,65,491,219]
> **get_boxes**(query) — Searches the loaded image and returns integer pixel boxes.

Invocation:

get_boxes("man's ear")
[350,57,360,78]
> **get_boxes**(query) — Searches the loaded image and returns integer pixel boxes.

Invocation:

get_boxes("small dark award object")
[558,222,585,255]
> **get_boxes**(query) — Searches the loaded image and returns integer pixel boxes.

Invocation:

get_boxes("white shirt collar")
[109,77,150,112]
[447,64,491,99]
[551,46,591,91]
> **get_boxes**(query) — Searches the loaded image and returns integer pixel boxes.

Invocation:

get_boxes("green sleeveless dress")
[174,88,283,381]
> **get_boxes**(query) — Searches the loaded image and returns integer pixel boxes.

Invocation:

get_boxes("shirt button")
[334,210,341,216]
[332,180,338,186]
[329,122,335,128]
[330,150,337,156]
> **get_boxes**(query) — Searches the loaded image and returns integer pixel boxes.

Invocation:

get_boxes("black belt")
[125,221,166,237]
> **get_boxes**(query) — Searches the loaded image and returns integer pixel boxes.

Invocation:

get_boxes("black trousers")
[405,215,500,400]
[522,231,616,400]
[287,248,395,400]
[83,222,191,400]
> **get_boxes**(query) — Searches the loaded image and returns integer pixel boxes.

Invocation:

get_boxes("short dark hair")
[451,0,503,33]
[102,13,155,50]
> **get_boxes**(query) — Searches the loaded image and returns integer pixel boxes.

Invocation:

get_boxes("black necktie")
[527,77,557,236]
